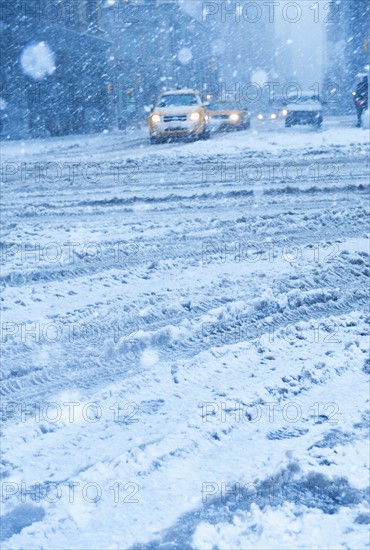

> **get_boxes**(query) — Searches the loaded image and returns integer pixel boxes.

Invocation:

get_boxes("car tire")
[150,136,158,145]
[201,129,210,140]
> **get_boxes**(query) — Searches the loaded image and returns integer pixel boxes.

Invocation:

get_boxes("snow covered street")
[1,119,369,549]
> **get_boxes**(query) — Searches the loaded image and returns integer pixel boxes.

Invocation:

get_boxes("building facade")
[325,0,370,112]
[1,0,215,137]
[104,0,215,128]
[1,0,115,139]
[197,0,277,112]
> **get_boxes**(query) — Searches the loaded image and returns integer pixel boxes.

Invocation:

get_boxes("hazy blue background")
[182,0,326,87]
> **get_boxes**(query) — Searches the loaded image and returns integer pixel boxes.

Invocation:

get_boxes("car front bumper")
[208,117,244,129]
[150,120,204,137]
[287,112,323,124]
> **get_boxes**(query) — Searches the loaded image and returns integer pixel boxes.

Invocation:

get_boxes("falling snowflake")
[20,41,56,80]
[250,68,269,87]
[178,48,193,65]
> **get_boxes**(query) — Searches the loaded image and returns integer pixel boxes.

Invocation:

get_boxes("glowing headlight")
[151,114,161,123]
[229,113,240,121]
[270,113,277,120]
[281,109,288,116]
[190,112,200,121]
[205,115,209,121]
[257,114,264,120]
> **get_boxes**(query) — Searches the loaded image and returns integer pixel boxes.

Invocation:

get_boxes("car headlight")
[270,113,277,120]
[257,114,264,120]
[190,112,200,121]
[229,113,240,121]
[281,109,288,116]
[151,114,161,123]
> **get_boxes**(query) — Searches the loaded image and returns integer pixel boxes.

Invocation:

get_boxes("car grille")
[163,128,184,132]
[163,115,187,122]
[292,111,316,116]
[211,114,229,119]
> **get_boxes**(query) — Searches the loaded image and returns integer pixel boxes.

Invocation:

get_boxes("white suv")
[285,93,323,128]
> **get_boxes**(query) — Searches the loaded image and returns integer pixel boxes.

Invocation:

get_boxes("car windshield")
[209,102,242,111]
[288,95,320,103]
[157,94,198,107]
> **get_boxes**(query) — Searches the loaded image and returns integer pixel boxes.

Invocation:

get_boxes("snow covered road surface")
[1,119,369,549]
